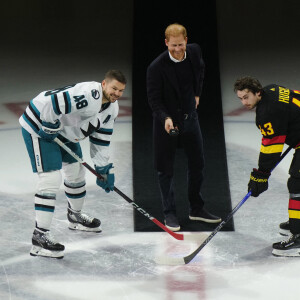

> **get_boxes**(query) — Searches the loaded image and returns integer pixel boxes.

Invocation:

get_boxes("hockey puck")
[169,128,179,137]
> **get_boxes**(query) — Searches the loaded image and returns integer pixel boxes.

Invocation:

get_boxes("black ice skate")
[30,229,65,259]
[272,233,300,257]
[68,207,101,232]
[279,220,291,236]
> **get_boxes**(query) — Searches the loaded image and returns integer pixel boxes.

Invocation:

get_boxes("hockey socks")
[34,194,55,230]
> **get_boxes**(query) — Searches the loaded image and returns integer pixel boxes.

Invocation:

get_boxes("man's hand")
[38,120,62,142]
[95,163,115,193]
[248,168,270,197]
[165,117,174,133]
[195,96,199,108]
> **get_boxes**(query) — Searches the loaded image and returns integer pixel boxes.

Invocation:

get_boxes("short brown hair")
[234,76,262,94]
[165,23,187,41]
[104,70,127,85]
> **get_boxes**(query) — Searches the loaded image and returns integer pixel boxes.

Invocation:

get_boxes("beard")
[102,90,110,102]
[103,90,118,103]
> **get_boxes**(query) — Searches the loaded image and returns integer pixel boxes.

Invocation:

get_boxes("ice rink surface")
[2,8,300,297]
[1,77,300,300]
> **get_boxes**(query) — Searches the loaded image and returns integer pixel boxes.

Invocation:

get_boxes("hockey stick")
[54,137,207,242]
[156,145,293,265]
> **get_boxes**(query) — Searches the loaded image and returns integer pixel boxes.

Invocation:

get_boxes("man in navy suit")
[147,23,221,231]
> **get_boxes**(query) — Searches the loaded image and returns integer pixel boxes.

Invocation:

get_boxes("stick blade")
[183,232,208,243]
[155,255,186,266]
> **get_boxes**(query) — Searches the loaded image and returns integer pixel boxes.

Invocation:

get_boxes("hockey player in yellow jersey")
[234,76,300,257]
[19,70,127,258]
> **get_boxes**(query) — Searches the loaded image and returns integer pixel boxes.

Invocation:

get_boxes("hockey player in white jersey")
[19,70,127,258]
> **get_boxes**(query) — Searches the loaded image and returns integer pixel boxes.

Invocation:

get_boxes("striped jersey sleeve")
[19,82,102,138]
[89,101,119,167]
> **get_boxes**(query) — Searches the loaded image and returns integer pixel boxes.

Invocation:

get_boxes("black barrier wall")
[132,0,233,231]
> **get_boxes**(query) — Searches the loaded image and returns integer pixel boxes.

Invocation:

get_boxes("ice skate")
[272,233,300,257]
[30,229,65,259]
[68,207,101,232]
[279,220,291,236]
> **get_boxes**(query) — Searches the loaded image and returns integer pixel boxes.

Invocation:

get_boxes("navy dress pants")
[157,111,205,218]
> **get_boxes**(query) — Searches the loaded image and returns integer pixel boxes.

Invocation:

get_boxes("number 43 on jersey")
[259,122,274,136]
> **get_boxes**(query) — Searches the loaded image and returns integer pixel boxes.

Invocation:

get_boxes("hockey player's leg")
[273,151,300,256]
[31,170,65,258]
[21,130,66,258]
[279,220,290,236]
[63,162,101,232]
[273,187,300,256]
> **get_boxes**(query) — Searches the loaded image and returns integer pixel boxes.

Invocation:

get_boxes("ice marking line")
[223,120,255,124]
[225,106,251,116]
[1,263,12,300]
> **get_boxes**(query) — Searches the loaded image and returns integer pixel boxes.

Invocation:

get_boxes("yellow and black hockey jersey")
[256,84,300,172]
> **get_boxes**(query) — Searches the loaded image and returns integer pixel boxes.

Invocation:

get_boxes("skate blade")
[279,229,291,236]
[68,222,102,233]
[272,248,300,257]
[30,246,64,259]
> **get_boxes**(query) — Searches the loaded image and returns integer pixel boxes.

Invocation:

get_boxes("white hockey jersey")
[19,81,119,167]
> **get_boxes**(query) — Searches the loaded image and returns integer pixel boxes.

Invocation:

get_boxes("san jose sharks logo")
[91,89,100,100]
[80,120,101,137]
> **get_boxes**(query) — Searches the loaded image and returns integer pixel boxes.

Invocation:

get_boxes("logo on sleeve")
[91,89,100,100]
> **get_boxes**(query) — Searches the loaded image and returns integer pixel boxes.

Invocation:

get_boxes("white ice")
[1,73,299,300]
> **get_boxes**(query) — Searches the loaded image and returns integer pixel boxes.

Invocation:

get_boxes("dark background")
[217,0,300,106]
[0,0,232,231]
[0,0,133,101]
[132,0,232,231]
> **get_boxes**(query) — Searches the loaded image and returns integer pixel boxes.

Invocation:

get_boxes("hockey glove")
[38,120,62,142]
[95,163,115,193]
[248,168,271,197]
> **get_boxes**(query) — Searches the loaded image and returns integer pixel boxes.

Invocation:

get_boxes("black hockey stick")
[54,137,207,243]
[156,145,293,265]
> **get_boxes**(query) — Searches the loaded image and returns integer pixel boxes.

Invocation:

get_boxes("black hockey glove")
[248,168,271,197]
